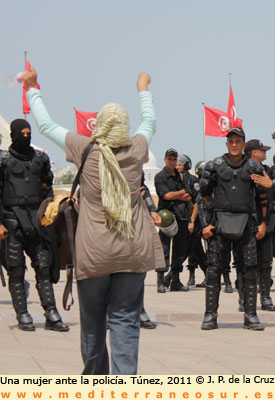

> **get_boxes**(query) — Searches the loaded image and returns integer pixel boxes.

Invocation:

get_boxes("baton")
[0,231,8,287]
[0,264,6,287]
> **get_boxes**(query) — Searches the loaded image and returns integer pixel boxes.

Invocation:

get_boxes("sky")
[1,0,275,168]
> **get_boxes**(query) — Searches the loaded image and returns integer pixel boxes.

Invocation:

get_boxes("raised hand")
[136,72,151,92]
[21,67,38,90]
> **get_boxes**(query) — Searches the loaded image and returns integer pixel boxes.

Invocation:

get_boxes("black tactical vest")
[211,155,258,213]
[0,150,45,207]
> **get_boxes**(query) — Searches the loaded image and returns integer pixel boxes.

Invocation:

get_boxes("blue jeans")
[77,272,145,375]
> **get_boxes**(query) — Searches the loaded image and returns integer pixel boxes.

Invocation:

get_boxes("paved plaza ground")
[0,264,275,375]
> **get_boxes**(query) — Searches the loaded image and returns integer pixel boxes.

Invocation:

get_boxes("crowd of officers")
[152,127,275,331]
[3,118,275,333]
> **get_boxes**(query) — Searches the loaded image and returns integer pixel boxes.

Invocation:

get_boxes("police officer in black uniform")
[243,140,275,311]
[271,155,275,258]
[154,148,192,291]
[252,154,275,257]
[199,127,268,331]
[139,171,160,327]
[176,154,208,287]
[0,119,69,332]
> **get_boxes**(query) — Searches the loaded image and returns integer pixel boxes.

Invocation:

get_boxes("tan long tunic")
[66,132,164,280]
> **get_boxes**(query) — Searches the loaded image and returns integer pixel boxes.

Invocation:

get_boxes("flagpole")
[228,72,232,129]
[73,107,76,133]
[202,102,206,161]
[24,51,28,120]
[228,72,232,128]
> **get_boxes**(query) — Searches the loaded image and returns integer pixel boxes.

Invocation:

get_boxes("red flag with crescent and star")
[204,84,242,137]
[74,110,97,137]
[203,106,230,137]
[227,84,243,129]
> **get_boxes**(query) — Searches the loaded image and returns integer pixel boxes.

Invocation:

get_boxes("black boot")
[196,268,207,288]
[201,311,218,330]
[237,271,245,312]
[163,270,172,289]
[187,265,196,287]
[9,281,35,331]
[44,308,69,332]
[17,312,35,331]
[170,271,189,292]
[157,272,166,293]
[243,278,264,330]
[140,307,156,329]
[201,280,220,330]
[259,267,275,311]
[223,272,233,293]
[36,278,69,332]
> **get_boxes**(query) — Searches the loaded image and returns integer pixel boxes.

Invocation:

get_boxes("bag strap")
[63,265,74,311]
[70,142,94,198]
[62,141,94,310]
[62,203,76,310]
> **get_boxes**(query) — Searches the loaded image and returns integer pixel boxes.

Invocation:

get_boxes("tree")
[58,171,75,184]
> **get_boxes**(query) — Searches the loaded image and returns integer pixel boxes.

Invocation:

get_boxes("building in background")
[143,150,160,196]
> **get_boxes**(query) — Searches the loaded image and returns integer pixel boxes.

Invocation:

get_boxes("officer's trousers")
[205,226,258,316]
[187,220,207,273]
[5,229,56,317]
[159,219,189,272]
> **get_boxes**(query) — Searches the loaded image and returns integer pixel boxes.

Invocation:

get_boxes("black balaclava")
[10,119,32,156]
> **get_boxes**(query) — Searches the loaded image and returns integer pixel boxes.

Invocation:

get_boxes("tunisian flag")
[22,60,40,115]
[227,84,243,129]
[204,84,243,137]
[74,110,97,137]
[203,106,230,137]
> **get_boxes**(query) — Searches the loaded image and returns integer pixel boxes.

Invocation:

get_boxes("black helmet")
[158,209,178,237]
[194,161,206,177]
[178,154,192,170]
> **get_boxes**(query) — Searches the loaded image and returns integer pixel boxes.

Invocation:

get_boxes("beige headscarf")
[91,102,134,238]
